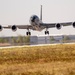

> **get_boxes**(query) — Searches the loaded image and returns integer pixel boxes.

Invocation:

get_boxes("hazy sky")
[0,0,75,37]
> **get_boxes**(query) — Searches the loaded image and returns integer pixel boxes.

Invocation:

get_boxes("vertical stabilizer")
[40,5,42,21]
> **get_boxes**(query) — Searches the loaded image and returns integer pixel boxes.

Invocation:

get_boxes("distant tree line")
[0,38,8,43]
[0,35,71,45]
[50,35,70,43]
[11,35,30,45]
[0,36,30,45]
[62,35,70,43]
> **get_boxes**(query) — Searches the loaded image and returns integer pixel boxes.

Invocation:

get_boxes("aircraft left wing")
[40,23,55,28]
[40,22,73,29]
[60,22,72,26]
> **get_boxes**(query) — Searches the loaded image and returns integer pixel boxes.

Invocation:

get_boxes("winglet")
[40,5,42,21]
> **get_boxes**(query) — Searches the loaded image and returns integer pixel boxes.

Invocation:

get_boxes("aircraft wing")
[40,22,72,28]
[60,22,72,26]
[0,25,36,31]
[40,23,55,28]
[2,22,73,30]
[7,25,34,30]
[14,25,33,29]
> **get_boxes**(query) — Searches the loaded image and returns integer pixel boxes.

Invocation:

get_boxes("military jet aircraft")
[0,5,75,35]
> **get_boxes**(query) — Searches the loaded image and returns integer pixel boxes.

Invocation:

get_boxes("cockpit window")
[31,15,38,22]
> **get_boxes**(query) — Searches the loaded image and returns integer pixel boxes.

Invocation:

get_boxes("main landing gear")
[45,28,49,35]
[26,28,49,35]
[26,29,31,36]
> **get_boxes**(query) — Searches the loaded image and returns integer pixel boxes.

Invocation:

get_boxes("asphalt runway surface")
[0,43,75,49]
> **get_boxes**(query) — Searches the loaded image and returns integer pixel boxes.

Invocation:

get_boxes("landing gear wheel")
[45,31,49,35]
[45,31,46,35]
[26,32,28,36]
[29,32,31,35]
[47,31,49,35]
[26,32,31,36]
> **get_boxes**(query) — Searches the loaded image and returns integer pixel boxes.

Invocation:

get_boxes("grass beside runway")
[0,44,75,75]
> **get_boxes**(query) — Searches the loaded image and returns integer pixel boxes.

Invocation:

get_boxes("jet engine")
[56,23,61,29]
[11,25,17,31]
[0,25,3,31]
[73,22,75,28]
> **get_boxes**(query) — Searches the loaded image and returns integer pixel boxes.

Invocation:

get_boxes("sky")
[0,0,75,37]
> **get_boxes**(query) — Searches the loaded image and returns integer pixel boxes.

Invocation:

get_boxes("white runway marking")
[0,43,75,49]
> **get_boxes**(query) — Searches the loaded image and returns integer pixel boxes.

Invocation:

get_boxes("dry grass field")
[0,44,75,75]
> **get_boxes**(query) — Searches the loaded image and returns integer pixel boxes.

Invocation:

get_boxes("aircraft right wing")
[8,25,33,29]
[6,24,36,31]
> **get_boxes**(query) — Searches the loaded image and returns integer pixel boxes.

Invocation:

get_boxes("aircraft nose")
[31,16,36,22]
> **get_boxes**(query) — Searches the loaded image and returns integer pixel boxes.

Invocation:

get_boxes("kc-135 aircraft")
[0,5,75,35]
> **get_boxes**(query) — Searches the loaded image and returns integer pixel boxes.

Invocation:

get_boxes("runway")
[0,43,75,49]
[0,44,56,49]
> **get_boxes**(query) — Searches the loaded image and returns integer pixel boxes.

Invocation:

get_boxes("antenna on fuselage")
[40,5,42,21]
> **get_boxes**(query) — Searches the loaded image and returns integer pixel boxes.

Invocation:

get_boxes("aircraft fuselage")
[30,15,44,31]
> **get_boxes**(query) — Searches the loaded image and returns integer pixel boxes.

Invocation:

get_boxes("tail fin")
[40,5,42,21]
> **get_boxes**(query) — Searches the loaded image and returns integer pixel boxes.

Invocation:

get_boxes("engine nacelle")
[72,22,75,28]
[56,23,61,29]
[11,25,17,31]
[0,25,3,31]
